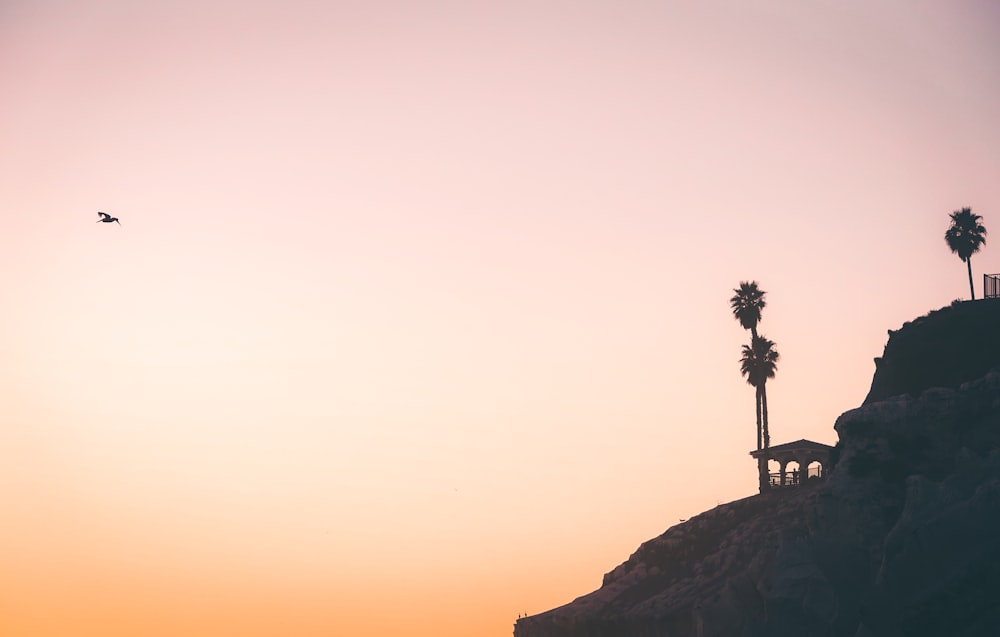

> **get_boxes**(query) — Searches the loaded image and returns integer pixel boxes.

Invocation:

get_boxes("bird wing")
[97,211,110,220]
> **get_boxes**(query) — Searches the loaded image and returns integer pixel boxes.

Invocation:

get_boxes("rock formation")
[515,299,1000,637]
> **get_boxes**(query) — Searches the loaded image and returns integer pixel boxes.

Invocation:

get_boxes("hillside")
[514,299,1000,637]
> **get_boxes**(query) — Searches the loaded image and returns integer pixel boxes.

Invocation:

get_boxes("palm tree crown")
[730,281,767,339]
[739,336,779,390]
[945,207,987,300]
[945,207,987,260]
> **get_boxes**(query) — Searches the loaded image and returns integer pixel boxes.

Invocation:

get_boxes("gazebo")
[749,439,835,493]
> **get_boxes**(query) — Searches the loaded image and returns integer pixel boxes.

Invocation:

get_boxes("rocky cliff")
[514,299,1000,637]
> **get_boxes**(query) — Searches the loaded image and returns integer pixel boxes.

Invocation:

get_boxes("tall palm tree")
[740,336,778,492]
[740,335,780,450]
[945,207,987,300]
[730,281,767,339]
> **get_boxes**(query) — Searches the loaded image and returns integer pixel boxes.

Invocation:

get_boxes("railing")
[768,465,823,487]
[986,274,1000,299]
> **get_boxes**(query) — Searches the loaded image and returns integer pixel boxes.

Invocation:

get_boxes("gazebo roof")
[749,438,835,459]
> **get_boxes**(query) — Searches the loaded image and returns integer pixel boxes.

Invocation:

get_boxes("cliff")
[515,299,1000,637]
[865,299,1000,405]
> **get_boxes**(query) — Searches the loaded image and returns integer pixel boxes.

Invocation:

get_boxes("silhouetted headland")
[515,299,1000,637]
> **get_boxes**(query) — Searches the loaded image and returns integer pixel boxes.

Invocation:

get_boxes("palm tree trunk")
[761,384,770,448]
[756,387,768,491]
[967,257,976,300]
[755,386,762,450]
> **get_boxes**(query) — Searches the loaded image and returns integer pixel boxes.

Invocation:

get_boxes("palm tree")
[740,336,778,492]
[730,281,767,339]
[739,335,780,450]
[945,207,987,300]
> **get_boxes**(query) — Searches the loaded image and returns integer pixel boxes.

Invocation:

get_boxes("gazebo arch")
[749,439,835,493]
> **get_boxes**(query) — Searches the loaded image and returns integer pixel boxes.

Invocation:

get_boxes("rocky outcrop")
[515,301,1000,637]
[865,298,1000,404]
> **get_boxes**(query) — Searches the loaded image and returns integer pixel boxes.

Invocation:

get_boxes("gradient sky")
[2,1,999,636]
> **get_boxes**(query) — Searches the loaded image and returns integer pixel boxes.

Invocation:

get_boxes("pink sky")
[2,1,999,636]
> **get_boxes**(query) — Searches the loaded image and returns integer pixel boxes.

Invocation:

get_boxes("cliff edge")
[515,299,1000,637]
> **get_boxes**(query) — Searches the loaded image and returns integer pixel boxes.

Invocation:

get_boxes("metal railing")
[985,274,1000,299]
[768,465,823,487]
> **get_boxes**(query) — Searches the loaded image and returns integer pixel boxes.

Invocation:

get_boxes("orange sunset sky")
[2,1,999,636]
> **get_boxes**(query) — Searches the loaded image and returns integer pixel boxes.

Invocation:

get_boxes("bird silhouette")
[97,211,120,225]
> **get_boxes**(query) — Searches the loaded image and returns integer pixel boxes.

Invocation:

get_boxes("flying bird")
[96,211,120,225]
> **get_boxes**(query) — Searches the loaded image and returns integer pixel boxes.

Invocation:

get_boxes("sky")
[1,1,999,636]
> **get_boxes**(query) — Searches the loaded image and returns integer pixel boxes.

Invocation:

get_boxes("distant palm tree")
[945,207,987,300]
[740,336,780,450]
[730,281,767,339]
